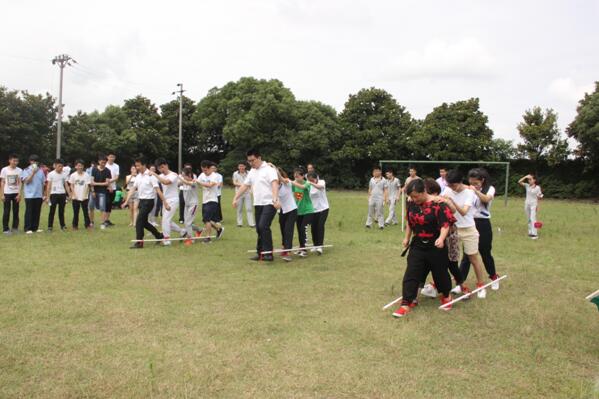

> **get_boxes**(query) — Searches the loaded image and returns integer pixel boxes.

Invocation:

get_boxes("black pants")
[254,205,276,254]
[48,194,67,229]
[137,199,163,241]
[310,209,329,246]
[460,218,497,279]
[179,190,185,221]
[24,198,42,232]
[279,209,297,250]
[2,193,19,231]
[217,195,223,221]
[107,190,115,214]
[420,259,464,287]
[403,246,451,303]
[72,199,91,228]
[296,213,314,248]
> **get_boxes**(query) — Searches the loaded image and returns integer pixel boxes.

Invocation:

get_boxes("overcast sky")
[2,0,598,143]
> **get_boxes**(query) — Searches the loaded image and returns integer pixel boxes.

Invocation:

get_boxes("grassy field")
[1,190,598,398]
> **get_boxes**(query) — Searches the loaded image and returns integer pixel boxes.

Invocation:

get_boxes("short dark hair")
[294,167,305,176]
[307,172,318,180]
[200,160,212,169]
[238,161,247,166]
[373,166,382,171]
[386,169,395,176]
[155,157,168,167]
[54,158,64,165]
[107,152,116,156]
[74,159,85,166]
[246,149,261,158]
[409,166,417,171]
[406,178,425,194]
[424,178,441,195]
[29,154,39,162]
[98,154,108,162]
[439,167,447,172]
[134,158,146,165]
[8,154,18,160]
[446,169,463,184]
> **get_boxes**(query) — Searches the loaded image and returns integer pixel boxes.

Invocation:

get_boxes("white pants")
[385,198,398,224]
[184,203,199,236]
[162,198,185,238]
[236,193,255,226]
[366,200,385,227]
[525,202,538,236]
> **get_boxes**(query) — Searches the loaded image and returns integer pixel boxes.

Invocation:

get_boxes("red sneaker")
[440,295,453,311]
[409,299,419,308]
[392,306,411,318]
[194,231,202,238]
[461,284,472,300]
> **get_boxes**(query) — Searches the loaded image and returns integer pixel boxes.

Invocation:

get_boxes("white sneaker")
[162,240,172,246]
[36,229,44,233]
[477,287,487,299]
[100,224,106,230]
[451,285,462,295]
[316,248,323,255]
[310,248,318,253]
[421,284,438,298]
[26,230,33,235]
[491,277,500,291]
[298,251,308,258]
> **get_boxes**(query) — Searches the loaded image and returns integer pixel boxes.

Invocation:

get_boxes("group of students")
[232,150,330,262]
[0,153,120,234]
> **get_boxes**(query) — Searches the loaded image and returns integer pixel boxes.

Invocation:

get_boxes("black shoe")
[379,226,384,230]
[365,225,371,229]
[154,234,165,245]
[250,255,262,261]
[106,220,115,226]
[47,227,53,232]
[216,226,225,239]
[262,255,274,262]
[130,242,143,249]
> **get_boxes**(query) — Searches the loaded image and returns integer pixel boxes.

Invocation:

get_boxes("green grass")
[1,191,598,398]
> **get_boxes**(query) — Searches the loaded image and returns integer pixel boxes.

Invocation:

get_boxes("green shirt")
[292,181,314,216]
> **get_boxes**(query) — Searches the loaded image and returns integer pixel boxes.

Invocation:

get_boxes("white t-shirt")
[386,177,401,200]
[47,170,69,195]
[214,172,223,196]
[436,177,448,192]
[524,183,543,205]
[442,187,476,228]
[160,172,180,201]
[310,179,329,212]
[473,186,495,219]
[369,177,388,202]
[233,171,249,193]
[199,173,219,204]
[68,172,92,201]
[1,166,23,194]
[135,170,159,200]
[182,176,199,206]
[279,182,298,214]
[244,161,278,206]
[106,162,120,190]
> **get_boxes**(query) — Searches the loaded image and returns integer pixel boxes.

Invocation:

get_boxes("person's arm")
[289,180,308,190]
[152,171,174,186]
[435,226,449,248]
[445,197,469,216]
[45,176,51,202]
[121,185,137,208]
[233,174,242,188]
[310,180,325,190]
[271,179,280,210]
[402,224,412,248]
[518,175,531,187]
[384,186,389,205]
[178,174,196,186]
[64,178,73,199]
[155,187,170,211]
[0,177,4,202]
[471,188,494,204]
[537,186,544,199]
[232,184,250,207]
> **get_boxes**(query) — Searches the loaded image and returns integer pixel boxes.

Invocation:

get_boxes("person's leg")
[161,199,174,238]
[168,200,184,236]
[217,195,223,222]
[376,200,385,227]
[245,194,255,227]
[142,200,162,239]
[136,199,152,240]
[257,205,276,254]
[183,204,196,236]
[530,205,538,236]
[385,200,394,225]
[82,200,91,228]
[317,209,328,246]
[476,218,497,277]
[428,248,452,298]
[525,204,533,235]
[72,200,80,228]
[11,194,19,230]
[278,211,286,245]
[179,191,185,222]
[449,260,464,285]
[57,194,66,228]
[32,198,43,231]
[106,190,115,220]
[88,193,95,225]
[366,201,375,226]
[401,247,429,304]
[310,211,320,247]
[283,209,297,250]
[297,215,307,247]
[2,194,12,232]
[48,195,57,229]
[459,253,471,280]
[24,198,32,232]
[236,195,244,226]
[254,206,264,253]
[391,200,398,224]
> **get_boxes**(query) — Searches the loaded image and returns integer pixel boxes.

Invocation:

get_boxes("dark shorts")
[202,202,220,223]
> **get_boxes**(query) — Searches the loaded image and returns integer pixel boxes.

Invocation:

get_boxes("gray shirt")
[369,177,388,202]
[387,177,401,200]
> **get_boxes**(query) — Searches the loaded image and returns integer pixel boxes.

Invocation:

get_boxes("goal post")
[378,159,510,206]
[379,159,510,231]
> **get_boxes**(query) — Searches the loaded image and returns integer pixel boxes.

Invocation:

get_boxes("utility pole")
[172,83,185,172]
[51,54,76,159]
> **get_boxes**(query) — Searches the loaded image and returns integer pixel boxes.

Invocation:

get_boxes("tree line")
[1,78,598,197]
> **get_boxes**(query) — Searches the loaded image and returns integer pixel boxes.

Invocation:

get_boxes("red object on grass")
[534,221,543,229]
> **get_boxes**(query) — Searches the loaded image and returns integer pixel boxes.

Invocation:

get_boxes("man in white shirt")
[198,160,224,242]
[211,165,224,223]
[232,149,280,261]
[68,159,92,229]
[436,167,448,192]
[122,158,168,249]
[46,159,72,231]
[105,153,120,226]
[442,169,487,298]
[232,162,255,227]
[1,154,23,234]
[366,166,388,229]
[152,158,186,245]
[384,169,401,226]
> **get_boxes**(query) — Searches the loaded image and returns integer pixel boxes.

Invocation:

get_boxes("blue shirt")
[20,166,46,198]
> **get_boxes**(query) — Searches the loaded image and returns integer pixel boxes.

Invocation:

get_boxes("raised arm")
[518,175,530,187]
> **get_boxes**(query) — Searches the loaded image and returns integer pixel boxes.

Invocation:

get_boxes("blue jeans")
[93,193,108,212]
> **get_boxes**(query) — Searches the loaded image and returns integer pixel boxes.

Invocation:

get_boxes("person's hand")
[232,199,238,208]
[273,199,281,210]
[120,202,127,209]
[402,238,409,248]
[108,187,114,193]
[0,194,4,202]
[92,192,96,198]
[164,203,171,211]
[435,237,445,248]
[16,194,21,203]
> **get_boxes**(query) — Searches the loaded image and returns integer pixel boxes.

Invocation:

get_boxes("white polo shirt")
[135,170,159,200]
[310,179,329,212]
[279,182,297,214]
[233,171,249,193]
[442,187,476,228]
[244,161,278,206]
[160,172,180,201]
[106,162,120,190]
[199,172,219,204]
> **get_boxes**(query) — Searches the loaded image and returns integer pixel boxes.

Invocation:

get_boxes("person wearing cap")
[20,155,46,234]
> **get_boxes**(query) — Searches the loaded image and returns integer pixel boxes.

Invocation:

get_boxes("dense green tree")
[517,107,568,166]
[412,98,494,161]
[567,82,599,169]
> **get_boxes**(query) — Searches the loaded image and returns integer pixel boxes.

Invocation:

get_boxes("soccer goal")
[379,159,510,231]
